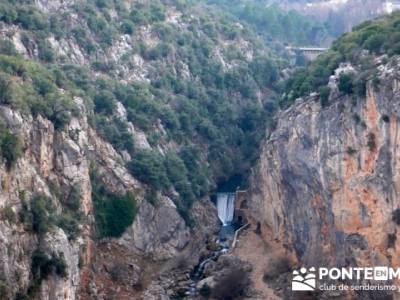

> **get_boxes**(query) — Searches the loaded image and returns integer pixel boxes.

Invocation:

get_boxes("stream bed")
[174,193,239,298]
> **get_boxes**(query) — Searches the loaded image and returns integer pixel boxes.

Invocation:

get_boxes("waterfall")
[217,193,235,226]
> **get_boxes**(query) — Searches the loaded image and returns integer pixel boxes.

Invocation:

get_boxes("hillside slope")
[0,0,283,299]
[247,11,400,299]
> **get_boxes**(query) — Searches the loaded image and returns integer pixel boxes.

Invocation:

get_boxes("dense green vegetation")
[128,150,170,191]
[28,250,67,295]
[0,49,79,128]
[205,1,331,46]
[91,169,138,238]
[18,0,279,199]
[17,0,278,214]
[17,190,76,297]
[282,11,400,106]
[0,0,322,225]
[30,195,53,236]
[0,120,22,168]
[126,148,207,226]
[18,191,81,240]
[31,250,67,280]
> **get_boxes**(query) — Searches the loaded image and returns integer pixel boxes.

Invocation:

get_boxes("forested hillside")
[0,0,284,227]
[205,0,332,46]
[282,11,400,106]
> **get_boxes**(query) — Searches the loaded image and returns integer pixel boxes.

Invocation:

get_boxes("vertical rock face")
[0,103,91,299]
[120,197,191,260]
[0,100,215,299]
[249,58,400,268]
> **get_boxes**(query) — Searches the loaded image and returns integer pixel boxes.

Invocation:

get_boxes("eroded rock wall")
[0,99,217,299]
[249,57,400,269]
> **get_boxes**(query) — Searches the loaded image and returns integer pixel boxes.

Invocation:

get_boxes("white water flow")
[217,193,235,226]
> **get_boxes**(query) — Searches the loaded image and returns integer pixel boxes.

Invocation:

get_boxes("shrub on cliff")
[94,90,116,115]
[30,195,56,236]
[0,72,14,104]
[338,73,354,94]
[127,149,170,190]
[91,171,138,238]
[249,56,278,87]
[93,191,138,238]
[392,209,400,225]
[388,233,396,249]
[212,267,250,300]
[0,121,22,168]
[0,39,17,56]
[95,116,134,153]
[127,149,198,226]
[363,34,385,54]
[30,250,67,294]
[57,212,81,241]
[0,55,78,130]
[179,146,209,197]
[37,42,55,63]
[0,280,8,299]
[263,257,291,283]
[319,86,330,107]
[164,152,194,202]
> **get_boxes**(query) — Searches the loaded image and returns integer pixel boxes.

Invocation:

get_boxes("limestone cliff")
[0,0,275,298]
[0,98,217,299]
[248,56,400,297]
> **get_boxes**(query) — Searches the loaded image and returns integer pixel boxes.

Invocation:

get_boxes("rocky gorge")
[0,0,400,300]
[0,0,275,299]
[0,94,222,299]
[247,55,400,298]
